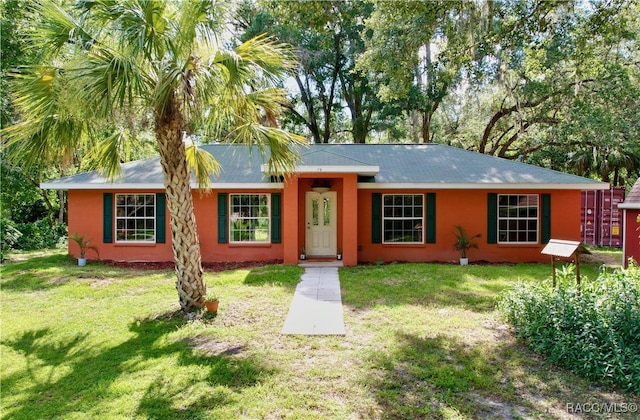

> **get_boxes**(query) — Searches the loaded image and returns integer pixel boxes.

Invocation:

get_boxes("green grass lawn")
[1,250,638,419]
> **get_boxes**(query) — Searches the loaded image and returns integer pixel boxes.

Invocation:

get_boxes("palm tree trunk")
[155,98,206,312]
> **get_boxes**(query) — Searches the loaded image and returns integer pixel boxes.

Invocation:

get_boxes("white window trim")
[114,193,156,243]
[382,193,425,245]
[229,193,271,244]
[497,193,539,244]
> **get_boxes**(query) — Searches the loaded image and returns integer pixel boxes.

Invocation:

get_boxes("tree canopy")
[236,0,639,186]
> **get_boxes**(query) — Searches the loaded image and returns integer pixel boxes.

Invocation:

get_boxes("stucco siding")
[357,189,581,264]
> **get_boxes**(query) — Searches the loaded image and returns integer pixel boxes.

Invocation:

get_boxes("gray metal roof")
[41,143,609,190]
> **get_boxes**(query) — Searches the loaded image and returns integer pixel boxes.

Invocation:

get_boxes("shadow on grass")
[365,332,505,418]
[136,378,233,420]
[4,328,90,367]
[0,253,165,292]
[365,331,551,418]
[0,253,76,291]
[2,311,272,419]
[364,331,640,419]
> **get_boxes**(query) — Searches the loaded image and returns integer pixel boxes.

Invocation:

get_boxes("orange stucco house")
[42,144,608,266]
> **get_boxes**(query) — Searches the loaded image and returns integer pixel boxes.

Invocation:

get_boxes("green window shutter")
[487,193,497,244]
[372,193,382,243]
[103,193,113,243]
[155,193,166,243]
[218,193,228,243]
[271,193,281,244]
[426,193,436,243]
[541,194,551,244]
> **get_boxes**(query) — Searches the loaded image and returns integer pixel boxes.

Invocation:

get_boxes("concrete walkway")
[281,267,345,335]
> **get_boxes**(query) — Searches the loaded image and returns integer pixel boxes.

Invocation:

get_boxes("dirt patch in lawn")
[47,275,119,287]
[186,335,247,357]
[582,250,622,268]
[48,277,70,285]
[88,277,119,287]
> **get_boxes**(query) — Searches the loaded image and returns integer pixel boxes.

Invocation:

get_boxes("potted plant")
[452,225,481,266]
[300,248,306,260]
[69,233,99,266]
[204,293,219,313]
[337,248,342,260]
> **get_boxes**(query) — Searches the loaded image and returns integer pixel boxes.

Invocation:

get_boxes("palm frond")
[171,0,220,56]
[31,0,96,57]
[77,0,170,60]
[84,129,129,180]
[229,122,306,175]
[69,46,148,118]
[150,58,184,117]
[1,66,87,172]
[245,87,290,118]
[185,144,221,190]
[234,34,297,83]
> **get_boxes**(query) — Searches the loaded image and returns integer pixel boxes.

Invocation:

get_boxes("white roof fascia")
[40,182,284,190]
[618,203,640,209]
[42,181,607,191]
[356,182,610,190]
[261,164,379,176]
[40,182,166,190]
[197,183,284,190]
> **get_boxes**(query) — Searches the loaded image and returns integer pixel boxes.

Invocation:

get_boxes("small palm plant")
[69,233,99,265]
[452,225,481,263]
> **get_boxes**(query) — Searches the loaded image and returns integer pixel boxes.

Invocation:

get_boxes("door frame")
[305,191,337,256]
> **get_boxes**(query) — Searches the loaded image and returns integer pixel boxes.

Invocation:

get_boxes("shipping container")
[581,191,598,245]
[580,187,625,247]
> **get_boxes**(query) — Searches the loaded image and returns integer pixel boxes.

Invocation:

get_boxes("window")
[383,194,423,243]
[312,197,331,226]
[230,194,270,243]
[115,194,156,242]
[498,194,538,243]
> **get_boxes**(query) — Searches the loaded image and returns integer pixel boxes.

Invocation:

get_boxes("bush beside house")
[499,264,640,394]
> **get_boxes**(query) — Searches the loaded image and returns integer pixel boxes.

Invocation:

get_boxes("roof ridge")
[301,148,374,166]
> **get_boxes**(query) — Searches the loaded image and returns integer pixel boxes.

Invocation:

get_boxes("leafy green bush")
[13,220,67,250]
[499,263,640,393]
[1,217,23,261]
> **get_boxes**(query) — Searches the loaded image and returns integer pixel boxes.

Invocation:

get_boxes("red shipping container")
[581,191,598,246]
[580,187,625,248]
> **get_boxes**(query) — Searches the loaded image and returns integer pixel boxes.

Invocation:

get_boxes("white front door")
[305,191,337,256]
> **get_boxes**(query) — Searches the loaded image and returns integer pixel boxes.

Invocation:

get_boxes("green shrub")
[1,217,23,261]
[13,219,67,250]
[499,263,640,393]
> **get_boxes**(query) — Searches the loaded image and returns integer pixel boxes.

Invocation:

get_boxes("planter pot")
[459,257,469,266]
[300,254,306,260]
[78,258,87,267]
[337,255,342,261]
[204,300,219,313]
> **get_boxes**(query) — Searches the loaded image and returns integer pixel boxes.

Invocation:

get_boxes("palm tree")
[567,143,640,187]
[3,0,305,311]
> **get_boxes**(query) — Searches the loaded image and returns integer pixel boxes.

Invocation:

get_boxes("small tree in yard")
[2,0,304,311]
[452,225,481,259]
